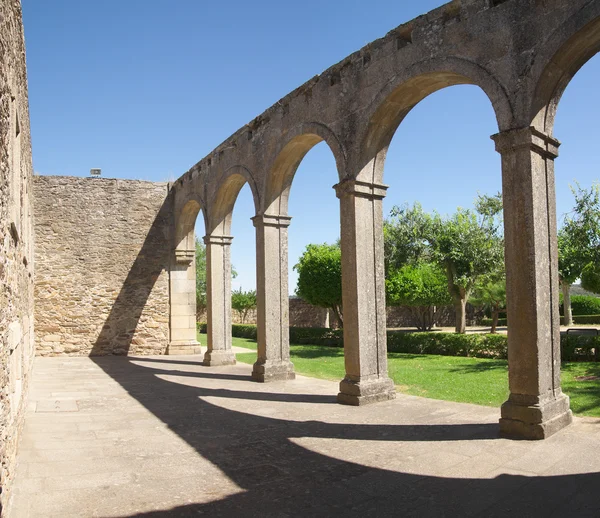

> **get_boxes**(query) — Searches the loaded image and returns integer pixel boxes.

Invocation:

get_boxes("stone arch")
[359,57,511,184]
[530,5,600,134]
[263,122,345,215]
[174,194,203,264]
[207,166,260,236]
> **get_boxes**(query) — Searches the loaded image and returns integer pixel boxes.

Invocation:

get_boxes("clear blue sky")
[22,1,600,293]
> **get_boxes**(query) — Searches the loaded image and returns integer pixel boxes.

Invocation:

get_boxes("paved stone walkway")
[9,355,600,517]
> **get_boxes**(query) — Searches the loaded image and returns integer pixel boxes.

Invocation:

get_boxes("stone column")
[251,214,295,382]
[492,127,572,439]
[334,179,395,405]
[204,235,236,366]
[168,249,202,355]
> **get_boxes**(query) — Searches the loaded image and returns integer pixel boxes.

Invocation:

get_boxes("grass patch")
[234,340,600,417]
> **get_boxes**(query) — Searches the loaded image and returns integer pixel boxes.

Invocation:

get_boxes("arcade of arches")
[4,5,600,506]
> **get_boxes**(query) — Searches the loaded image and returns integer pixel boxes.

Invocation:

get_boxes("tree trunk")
[331,305,343,328]
[562,282,572,327]
[455,297,467,334]
[491,306,499,334]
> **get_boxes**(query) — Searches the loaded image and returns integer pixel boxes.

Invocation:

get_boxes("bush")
[559,294,600,316]
[197,322,207,333]
[481,318,508,327]
[386,332,508,359]
[232,324,258,340]
[561,332,600,361]
[289,327,343,347]
[573,314,600,325]
[481,314,600,326]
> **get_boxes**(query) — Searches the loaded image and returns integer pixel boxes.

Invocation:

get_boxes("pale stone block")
[8,321,22,351]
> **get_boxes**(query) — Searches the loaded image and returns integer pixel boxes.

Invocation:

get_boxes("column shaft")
[335,180,395,405]
[168,249,202,355]
[492,127,572,439]
[204,235,236,366]
[252,214,295,382]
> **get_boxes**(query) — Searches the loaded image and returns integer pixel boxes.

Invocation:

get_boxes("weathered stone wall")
[289,297,330,328]
[0,0,35,512]
[33,176,173,356]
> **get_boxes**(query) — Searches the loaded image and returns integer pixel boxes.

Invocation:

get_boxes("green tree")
[559,184,600,313]
[386,193,504,334]
[386,262,451,331]
[195,235,237,319]
[294,243,343,326]
[471,278,506,334]
[384,202,430,273]
[195,237,207,317]
[231,288,257,324]
[557,228,586,326]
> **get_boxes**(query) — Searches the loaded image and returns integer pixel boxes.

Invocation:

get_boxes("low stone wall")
[0,1,36,511]
[33,176,172,356]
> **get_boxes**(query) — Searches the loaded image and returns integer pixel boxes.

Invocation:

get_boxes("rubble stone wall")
[33,176,173,357]
[0,0,35,512]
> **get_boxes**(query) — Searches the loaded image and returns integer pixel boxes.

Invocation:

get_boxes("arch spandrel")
[355,57,511,185]
[262,122,346,216]
[530,4,600,134]
[205,165,260,237]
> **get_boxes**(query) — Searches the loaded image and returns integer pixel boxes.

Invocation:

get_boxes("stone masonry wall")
[0,0,35,513]
[33,176,173,357]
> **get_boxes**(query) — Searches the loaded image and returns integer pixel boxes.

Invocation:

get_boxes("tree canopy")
[231,288,257,324]
[386,262,451,331]
[385,193,504,333]
[294,243,343,326]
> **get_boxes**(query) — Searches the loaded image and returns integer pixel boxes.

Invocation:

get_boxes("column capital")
[203,235,234,246]
[491,127,560,159]
[251,214,292,229]
[333,179,388,200]
[174,248,195,265]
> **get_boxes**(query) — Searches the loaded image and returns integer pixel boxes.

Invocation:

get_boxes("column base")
[167,341,203,356]
[337,376,396,406]
[252,360,295,382]
[203,349,236,366]
[499,392,573,440]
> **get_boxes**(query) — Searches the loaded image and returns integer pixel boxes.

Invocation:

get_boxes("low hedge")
[481,315,600,326]
[197,323,598,361]
[232,324,258,340]
[387,332,508,359]
[289,327,343,346]
[559,295,600,316]
[481,318,508,327]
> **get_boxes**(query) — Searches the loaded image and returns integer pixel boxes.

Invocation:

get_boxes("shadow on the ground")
[90,357,600,517]
[448,360,508,374]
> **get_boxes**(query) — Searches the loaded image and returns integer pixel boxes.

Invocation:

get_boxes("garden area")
[196,327,600,418]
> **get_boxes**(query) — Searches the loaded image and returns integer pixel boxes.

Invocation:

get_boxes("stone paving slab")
[9,355,600,517]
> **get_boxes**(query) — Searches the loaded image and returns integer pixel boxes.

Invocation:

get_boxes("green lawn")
[224,335,600,417]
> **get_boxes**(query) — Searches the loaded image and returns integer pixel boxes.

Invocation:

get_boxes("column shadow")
[91,357,600,517]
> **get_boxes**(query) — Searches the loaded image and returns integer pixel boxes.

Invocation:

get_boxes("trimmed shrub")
[559,294,600,316]
[289,327,343,347]
[386,332,508,359]
[197,322,207,333]
[481,318,507,327]
[481,315,600,326]
[573,315,600,325]
[232,324,258,340]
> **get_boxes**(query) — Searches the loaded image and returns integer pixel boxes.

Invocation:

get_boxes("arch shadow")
[91,355,600,517]
[90,196,173,356]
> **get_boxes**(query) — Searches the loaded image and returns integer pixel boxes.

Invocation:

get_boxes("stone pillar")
[204,235,236,366]
[251,214,295,382]
[492,127,572,439]
[168,249,202,355]
[334,179,395,405]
